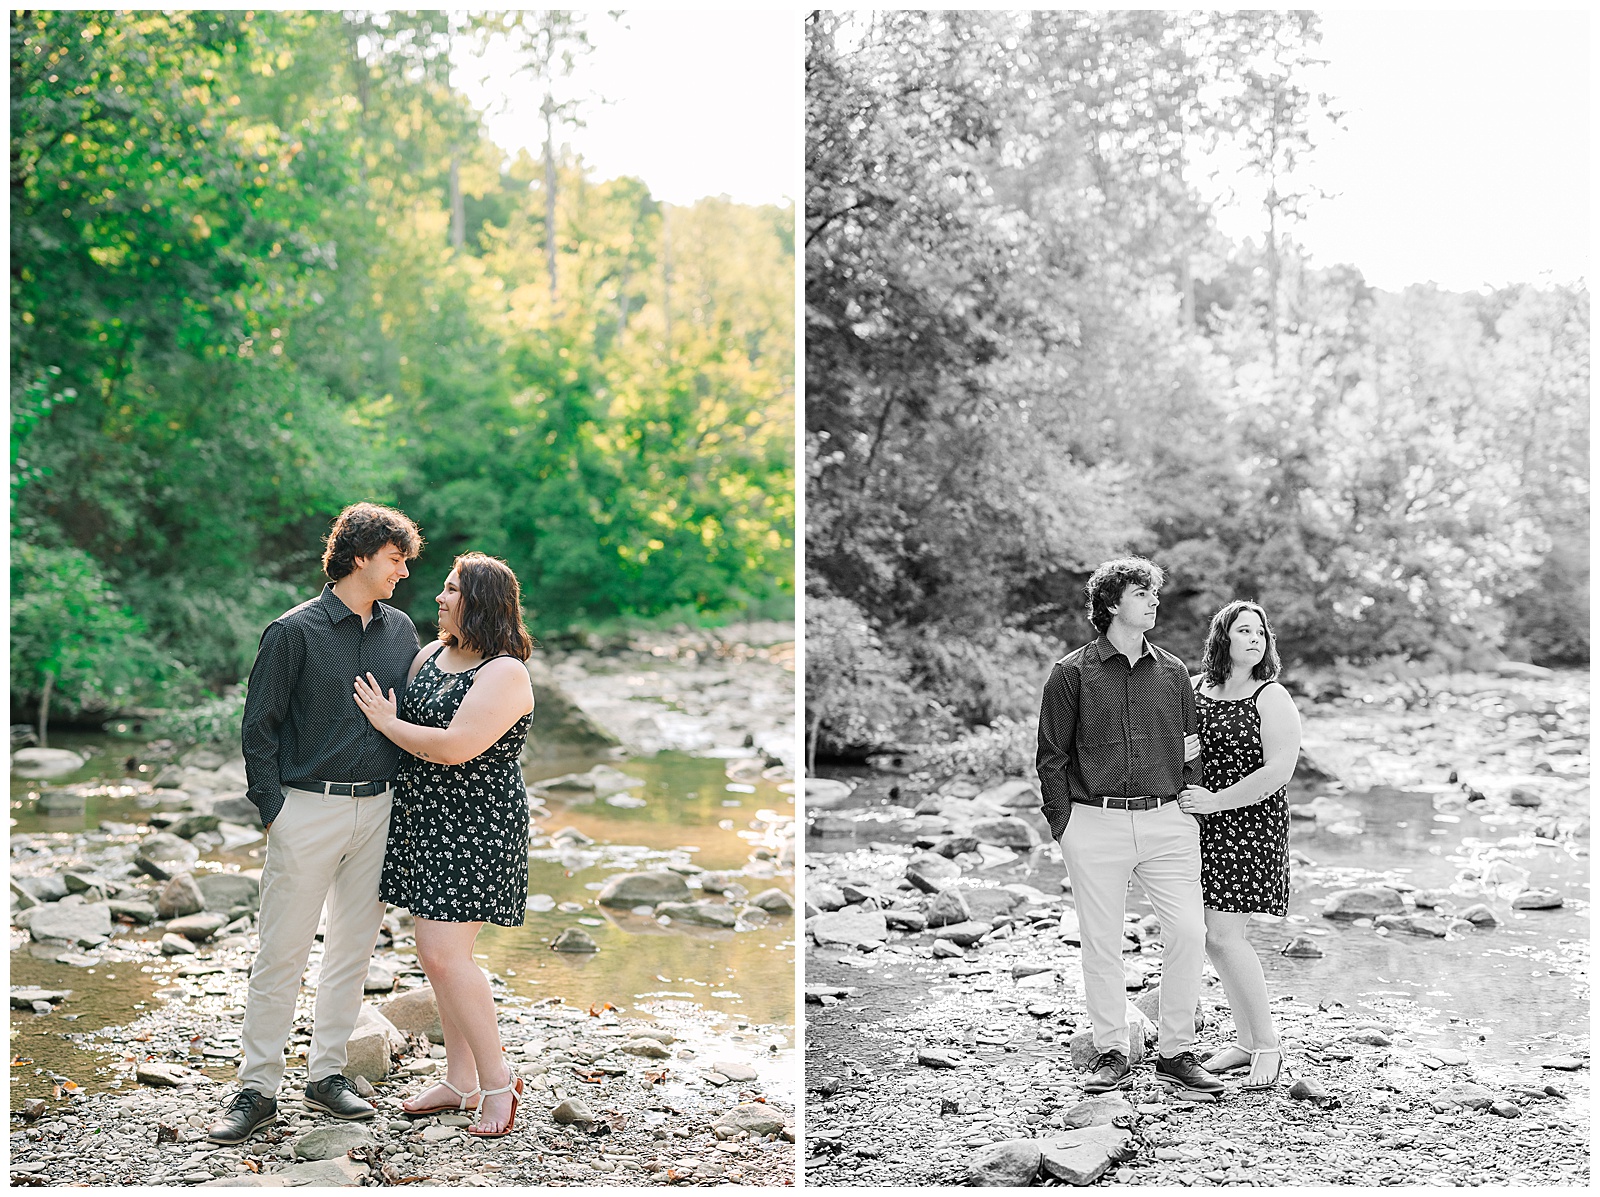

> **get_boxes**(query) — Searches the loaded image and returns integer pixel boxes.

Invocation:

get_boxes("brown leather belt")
[1071,794,1177,811]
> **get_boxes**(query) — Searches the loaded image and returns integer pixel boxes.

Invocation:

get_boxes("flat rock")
[159,932,199,955]
[1374,913,1447,937]
[970,816,1040,849]
[974,778,1040,808]
[930,920,990,947]
[1322,885,1405,920]
[965,1139,1041,1187]
[195,872,261,912]
[294,1123,376,1160]
[953,886,1025,921]
[1040,1124,1139,1185]
[109,897,159,925]
[10,987,71,1009]
[1435,1081,1496,1111]
[596,870,691,907]
[167,911,229,942]
[883,908,927,932]
[1058,1093,1136,1129]
[1539,1056,1585,1071]
[810,908,888,948]
[137,1060,214,1087]
[808,883,848,912]
[715,1103,785,1135]
[905,853,961,893]
[1511,888,1563,910]
[30,902,112,947]
[655,900,739,928]
[918,1047,964,1069]
[804,778,855,809]
[11,748,85,778]
[135,832,201,881]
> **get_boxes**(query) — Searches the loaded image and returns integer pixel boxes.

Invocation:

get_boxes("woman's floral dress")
[1194,681,1291,916]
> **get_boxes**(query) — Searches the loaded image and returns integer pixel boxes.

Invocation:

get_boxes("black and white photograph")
[803,9,1588,1188]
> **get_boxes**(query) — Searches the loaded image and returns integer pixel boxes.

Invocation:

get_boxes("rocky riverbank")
[10,625,797,1186]
[802,665,1589,1186]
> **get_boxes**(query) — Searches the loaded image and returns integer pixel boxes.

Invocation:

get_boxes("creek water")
[807,773,1589,1070]
[10,734,796,1102]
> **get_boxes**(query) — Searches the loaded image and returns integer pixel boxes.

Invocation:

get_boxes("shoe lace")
[1166,1051,1200,1069]
[316,1074,357,1096]
[1092,1050,1126,1071]
[230,1089,268,1111]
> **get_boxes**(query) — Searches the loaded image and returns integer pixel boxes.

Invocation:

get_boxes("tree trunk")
[806,701,824,775]
[38,670,53,750]
[448,155,465,251]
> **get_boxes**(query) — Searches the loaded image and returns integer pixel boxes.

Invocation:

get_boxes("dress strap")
[1251,680,1276,701]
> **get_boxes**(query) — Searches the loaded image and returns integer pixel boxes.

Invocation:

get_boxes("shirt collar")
[1093,633,1154,663]
[318,582,385,625]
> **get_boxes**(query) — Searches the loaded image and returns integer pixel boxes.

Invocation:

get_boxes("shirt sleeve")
[1180,667,1203,788]
[1036,661,1078,839]
[241,620,303,826]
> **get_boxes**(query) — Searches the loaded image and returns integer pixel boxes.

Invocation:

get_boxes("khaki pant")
[237,785,391,1094]
[1058,800,1205,1058]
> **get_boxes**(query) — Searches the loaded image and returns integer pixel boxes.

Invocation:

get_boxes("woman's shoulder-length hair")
[442,551,535,661]
[1201,599,1281,689]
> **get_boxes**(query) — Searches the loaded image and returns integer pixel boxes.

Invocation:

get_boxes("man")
[1035,556,1222,1100]
[209,503,424,1145]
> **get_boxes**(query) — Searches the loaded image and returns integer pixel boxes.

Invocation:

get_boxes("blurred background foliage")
[11,10,794,728]
[805,11,1588,760]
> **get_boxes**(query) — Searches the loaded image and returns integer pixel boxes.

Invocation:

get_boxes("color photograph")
[803,9,1588,1187]
[11,8,796,1186]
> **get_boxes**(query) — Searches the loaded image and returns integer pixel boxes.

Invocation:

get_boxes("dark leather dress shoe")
[206,1088,278,1144]
[1082,1049,1132,1093]
[304,1073,377,1120]
[1155,1051,1226,1099]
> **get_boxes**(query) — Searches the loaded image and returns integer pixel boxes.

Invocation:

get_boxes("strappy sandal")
[466,1074,523,1139]
[1202,1043,1250,1074]
[402,1078,482,1116]
[1241,1047,1285,1092]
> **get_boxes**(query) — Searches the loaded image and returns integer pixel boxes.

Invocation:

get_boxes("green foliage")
[11,10,794,712]
[10,543,190,718]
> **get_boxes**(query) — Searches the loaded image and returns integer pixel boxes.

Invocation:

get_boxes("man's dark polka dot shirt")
[240,583,421,826]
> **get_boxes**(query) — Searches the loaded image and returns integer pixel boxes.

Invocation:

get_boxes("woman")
[353,552,536,1138]
[1175,600,1301,1091]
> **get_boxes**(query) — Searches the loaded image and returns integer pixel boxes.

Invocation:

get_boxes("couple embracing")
[1037,556,1302,1100]
[208,503,537,1144]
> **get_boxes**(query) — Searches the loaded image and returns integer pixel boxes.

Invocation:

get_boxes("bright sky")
[1201,9,1590,292]
[452,9,798,209]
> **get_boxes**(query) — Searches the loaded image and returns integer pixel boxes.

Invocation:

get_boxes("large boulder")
[135,832,200,881]
[521,658,621,757]
[596,871,691,907]
[1321,886,1405,920]
[809,908,888,949]
[382,985,443,1044]
[655,901,739,928]
[195,872,260,913]
[11,748,85,779]
[341,1004,404,1082]
[29,902,112,948]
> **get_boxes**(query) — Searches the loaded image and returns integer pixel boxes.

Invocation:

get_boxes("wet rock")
[159,932,198,955]
[294,1124,376,1160]
[655,900,739,928]
[965,1139,1041,1186]
[11,747,85,778]
[1539,1056,1584,1071]
[1459,903,1501,927]
[809,908,888,949]
[839,882,885,905]
[930,920,990,947]
[1409,888,1453,909]
[551,927,600,953]
[552,1097,596,1125]
[135,832,201,881]
[16,874,69,902]
[970,816,1040,849]
[931,939,964,959]
[749,888,793,913]
[196,872,260,913]
[1281,934,1325,957]
[923,889,971,928]
[10,880,40,912]
[808,882,848,912]
[382,985,443,1044]
[1039,1124,1139,1185]
[1322,885,1405,920]
[715,1103,785,1135]
[805,778,855,809]
[343,1003,405,1082]
[1511,888,1563,910]
[210,796,264,827]
[975,778,1041,808]
[62,870,104,894]
[905,854,961,893]
[930,834,980,858]
[29,901,112,947]
[158,870,208,915]
[596,870,691,907]
[1507,786,1543,808]
[1374,914,1447,937]
[10,987,71,1009]
[918,1047,964,1069]
[169,813,222,839]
